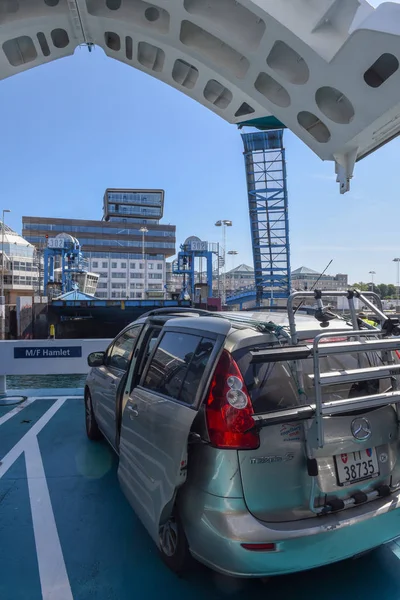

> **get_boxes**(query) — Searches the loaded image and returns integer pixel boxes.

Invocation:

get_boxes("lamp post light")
[140,227,148,299]
[1,209,10,341]
[368,270,376,292]
[215,220,232,305]
[394,259,400,308]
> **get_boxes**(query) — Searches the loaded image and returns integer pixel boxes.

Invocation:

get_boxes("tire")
[84,389,102,441]
[158,509,194,575]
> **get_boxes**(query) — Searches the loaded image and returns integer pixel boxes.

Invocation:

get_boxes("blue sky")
[1,0,399,285]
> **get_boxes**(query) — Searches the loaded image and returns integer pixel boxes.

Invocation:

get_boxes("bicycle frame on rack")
[285,290,400,449]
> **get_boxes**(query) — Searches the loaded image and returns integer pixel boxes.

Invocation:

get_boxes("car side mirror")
[87,351,105,367]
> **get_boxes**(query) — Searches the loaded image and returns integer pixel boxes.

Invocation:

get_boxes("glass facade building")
[103,189,165,222]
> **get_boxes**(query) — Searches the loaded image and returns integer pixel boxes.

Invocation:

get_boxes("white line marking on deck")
[0,397,37,427]
[390,538,400,559]
[25,435,73,600]
[0,397,66,479]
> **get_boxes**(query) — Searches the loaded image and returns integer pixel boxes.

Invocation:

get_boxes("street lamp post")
[215,220,232,305]
[227,250,238,296]
[1,209,11,341]
[368,270,376,292]
[215,242,221,300]
[140,227,148,299]
[393,259,400,308]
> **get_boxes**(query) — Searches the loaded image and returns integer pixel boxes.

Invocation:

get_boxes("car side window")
[107,326,141,372]
[142,332,215,406]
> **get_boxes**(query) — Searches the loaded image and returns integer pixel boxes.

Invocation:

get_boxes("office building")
[23,189,175,299]
[224,264,255,295]
[291,266,348,291]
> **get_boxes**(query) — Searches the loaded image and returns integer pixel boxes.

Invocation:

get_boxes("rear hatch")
[232,331,400,522]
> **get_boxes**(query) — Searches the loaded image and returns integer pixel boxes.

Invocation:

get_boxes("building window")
[136,292,143,299]
[148,263,154,270]
[97,283,108,289]
[112,283,127,289]
[98,272,108,278]
[140,263,144,269]
[102,262,108,268]
[130,262,136,269]
[157,263,163,270]
[131,282,145,288]
[148,273,163,280]
[121,262,127,269]
[111,262,117,268]
[112,272,126,278]
[92,261,98,268]
[130,273,144,279]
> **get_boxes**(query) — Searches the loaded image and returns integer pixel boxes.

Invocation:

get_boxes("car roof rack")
[140,307,212,319]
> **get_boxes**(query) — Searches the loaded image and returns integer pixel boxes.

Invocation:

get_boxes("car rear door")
[92,325,142,446]
[118,317,230,545]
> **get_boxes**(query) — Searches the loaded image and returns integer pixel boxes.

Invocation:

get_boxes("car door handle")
[127,405,139,418]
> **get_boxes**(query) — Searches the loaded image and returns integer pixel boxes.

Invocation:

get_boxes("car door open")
[117,317,230,545]
[94,325,142,445]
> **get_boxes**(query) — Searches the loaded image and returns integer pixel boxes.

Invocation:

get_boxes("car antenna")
[293,259,333,315]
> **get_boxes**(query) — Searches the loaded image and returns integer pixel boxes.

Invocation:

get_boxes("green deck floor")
[1,392,400,600]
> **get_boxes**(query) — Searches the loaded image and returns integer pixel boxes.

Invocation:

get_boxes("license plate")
[334,449,379,486]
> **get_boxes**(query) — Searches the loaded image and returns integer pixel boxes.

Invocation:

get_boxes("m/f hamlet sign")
[14,347,82,359]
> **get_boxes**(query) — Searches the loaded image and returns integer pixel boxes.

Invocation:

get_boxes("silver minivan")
[85,292,400,578]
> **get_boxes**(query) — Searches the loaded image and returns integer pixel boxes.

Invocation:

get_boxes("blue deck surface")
[2,391,400,600]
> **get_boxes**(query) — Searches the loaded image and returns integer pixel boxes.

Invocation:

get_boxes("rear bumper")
[180,488,400,577]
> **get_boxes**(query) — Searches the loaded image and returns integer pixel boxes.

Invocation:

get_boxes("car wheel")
[159,509,193,575]
[84,389,102,441]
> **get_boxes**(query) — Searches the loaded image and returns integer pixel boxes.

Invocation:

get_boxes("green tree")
[376,283,388,298]
[387,284,397,298]
[351,282,369,291]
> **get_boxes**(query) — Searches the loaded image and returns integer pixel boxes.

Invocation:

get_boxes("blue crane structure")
[227,129,291,307]
[43,234,90,297]
[170,129,291,309]
[172,239,216,301]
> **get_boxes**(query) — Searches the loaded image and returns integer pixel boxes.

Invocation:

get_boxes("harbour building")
[291,267,348,291]
[0,220,39,304]
[22,188,176,300]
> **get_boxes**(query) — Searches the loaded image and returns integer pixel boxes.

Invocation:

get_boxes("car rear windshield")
[233,348,300,414]
[233,345,386,415]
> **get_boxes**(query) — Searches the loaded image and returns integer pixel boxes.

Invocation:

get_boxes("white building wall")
[88,257,165,299]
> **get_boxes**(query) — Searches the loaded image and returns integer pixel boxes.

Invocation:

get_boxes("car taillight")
[205,350,259,450]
